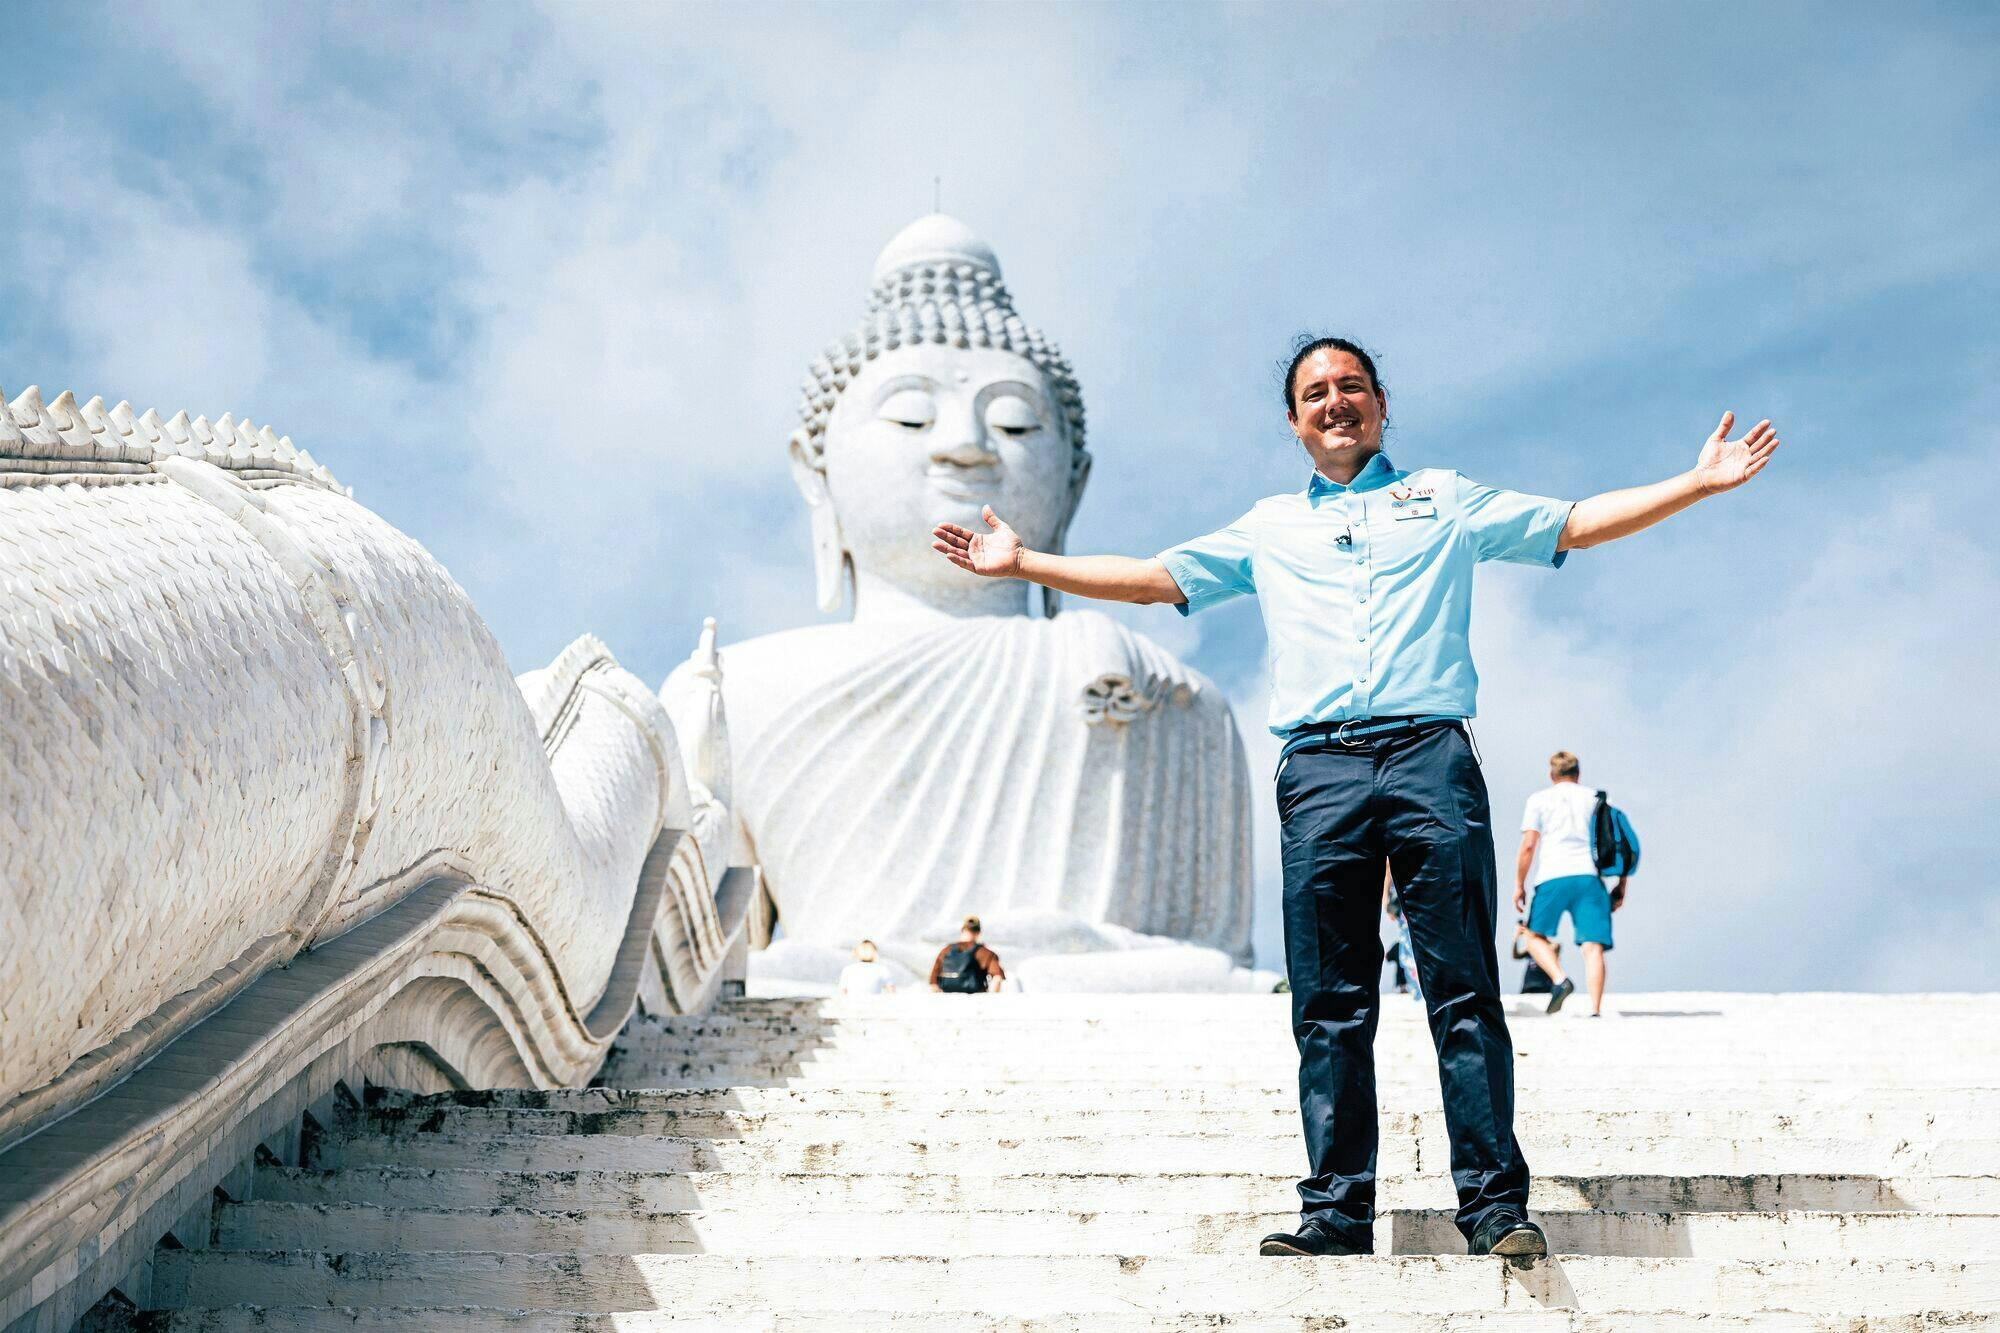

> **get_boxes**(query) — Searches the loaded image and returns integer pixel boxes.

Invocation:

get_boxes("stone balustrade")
[0,389,753,1330]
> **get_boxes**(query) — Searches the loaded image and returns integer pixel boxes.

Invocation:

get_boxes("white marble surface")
[665,214,1255,976]
[0,387,739,1137]
[749,908,1280,998]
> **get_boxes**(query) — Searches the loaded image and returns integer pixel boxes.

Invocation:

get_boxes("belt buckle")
[1335,719,1363,749]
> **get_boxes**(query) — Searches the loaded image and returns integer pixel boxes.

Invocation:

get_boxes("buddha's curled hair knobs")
[793,214,1087,466]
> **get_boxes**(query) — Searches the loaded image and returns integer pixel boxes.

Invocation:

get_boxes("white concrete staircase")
[141,993,2000,1329]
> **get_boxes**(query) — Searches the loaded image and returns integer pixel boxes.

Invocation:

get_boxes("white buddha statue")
[665,214,1253,979]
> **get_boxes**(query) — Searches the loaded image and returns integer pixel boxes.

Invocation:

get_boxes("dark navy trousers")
[1276,720,1530,1246]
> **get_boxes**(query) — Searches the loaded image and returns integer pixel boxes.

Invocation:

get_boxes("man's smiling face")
[1288,348,1387,474]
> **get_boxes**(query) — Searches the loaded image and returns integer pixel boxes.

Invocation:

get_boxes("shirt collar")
[1306,452,1397,498]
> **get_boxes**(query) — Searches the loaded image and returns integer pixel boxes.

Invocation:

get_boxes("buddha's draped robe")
[666,610,1253,962]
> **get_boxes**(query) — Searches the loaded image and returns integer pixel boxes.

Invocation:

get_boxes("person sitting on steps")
[928,916,1007,994]
[838,939,898,996]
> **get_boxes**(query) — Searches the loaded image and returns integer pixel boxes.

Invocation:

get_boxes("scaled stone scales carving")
[0,387,744,1143]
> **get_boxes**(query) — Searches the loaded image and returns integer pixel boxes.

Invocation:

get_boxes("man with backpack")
[1514,751,1638,1017]
[929,916,1007,994]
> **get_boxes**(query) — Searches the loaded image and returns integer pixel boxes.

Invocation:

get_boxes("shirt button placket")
[1352,496,1371,710]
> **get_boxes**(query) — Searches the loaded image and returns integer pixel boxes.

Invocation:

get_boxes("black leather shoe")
[1259,1216,1371,1256]
[1545,978,1575,1014]
[1468,1209,1548,1257]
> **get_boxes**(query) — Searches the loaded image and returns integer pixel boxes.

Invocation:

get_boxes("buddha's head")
[789,214,1090,618]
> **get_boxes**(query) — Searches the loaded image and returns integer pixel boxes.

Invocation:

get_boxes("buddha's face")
[814,343,1078,603]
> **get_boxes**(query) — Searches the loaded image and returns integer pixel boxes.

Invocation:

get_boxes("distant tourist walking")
[928,916,1007,994]
[1515,751,1623,1015]
[1382,869,1419,1002]
[931,332,1780,1258]
[838,940,898,996]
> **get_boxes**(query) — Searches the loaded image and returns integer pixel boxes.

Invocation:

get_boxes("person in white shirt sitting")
[837,939,898,996]
[1514,750,1623,1016]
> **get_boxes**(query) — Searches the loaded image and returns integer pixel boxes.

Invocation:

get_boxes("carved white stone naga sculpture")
[664,215,1254,970]
[0,386,745,1156]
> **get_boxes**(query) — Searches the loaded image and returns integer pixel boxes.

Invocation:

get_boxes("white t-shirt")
[837,960,897,996]
[1521,782,1602,884]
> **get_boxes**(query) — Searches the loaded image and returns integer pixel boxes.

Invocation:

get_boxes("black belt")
[1279,714,1464,765]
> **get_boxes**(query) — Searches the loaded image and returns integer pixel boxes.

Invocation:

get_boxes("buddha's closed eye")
[987,397,1042,439]
[879,389,936,430]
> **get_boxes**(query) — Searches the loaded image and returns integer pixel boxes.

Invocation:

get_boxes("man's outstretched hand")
[1694,411,1781,495]
[932,506,1024,578]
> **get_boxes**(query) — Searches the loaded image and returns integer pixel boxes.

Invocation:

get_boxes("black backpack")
[1591,790,1641,876]
[936,943,985,993]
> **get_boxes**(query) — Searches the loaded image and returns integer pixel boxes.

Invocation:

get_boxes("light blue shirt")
[1157,453,1574,735]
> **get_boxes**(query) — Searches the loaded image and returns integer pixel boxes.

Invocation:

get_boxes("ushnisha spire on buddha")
[791,214,1086,471]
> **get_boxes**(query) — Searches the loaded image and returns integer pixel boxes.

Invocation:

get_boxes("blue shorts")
[1527,874,1614,949]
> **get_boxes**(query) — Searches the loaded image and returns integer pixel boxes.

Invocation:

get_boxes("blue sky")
[5,1,1996,987]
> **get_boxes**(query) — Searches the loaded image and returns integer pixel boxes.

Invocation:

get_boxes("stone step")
[600,1040,1992,1072]
[140,1306,2000,1332]
[636,1000,2000,1020]
[373,1086,2000,1117]
[604,1048,1984,1080]
[596,1056,2000,1088]
[628,1003,2000,1024]
[607,1054,1986,1084]
[148,1251,2000,1315]
[609,1035,1995,1063]
[355,1101,1999,1144]
[633,1002,2000,1025]
[632,1023,1998,1052]
[598,1039,1994,1071]
[616,1017,2000,1044]
[613,1035,2000,1064]
[144,991,2000,1331]
[696,992,2000,1017]
[255,1164,2000,1214]
[709,996,1305,1013]
[212,1200,2000,1258]
[313,1129,2000,1177]
[696,1011,1997,1038]
[610,1019,1992,1046]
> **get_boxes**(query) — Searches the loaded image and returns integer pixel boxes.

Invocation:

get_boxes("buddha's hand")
[932,506,1024,577]
[1693,411,1780,495]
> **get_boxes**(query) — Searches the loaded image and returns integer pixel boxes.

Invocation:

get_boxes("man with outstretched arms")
[932,335,1780,1258]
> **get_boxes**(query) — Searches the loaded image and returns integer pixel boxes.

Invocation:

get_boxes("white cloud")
[6,1,1996,990]
[7,122,432,458]
[1466,465,2000,991]
[1225,463,2000,987]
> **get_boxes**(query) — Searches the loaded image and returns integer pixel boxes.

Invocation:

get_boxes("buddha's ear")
[788,431,850,615]
[787,431,830,506]
[1056,446,1092,547]
[1041,446,1093,619]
